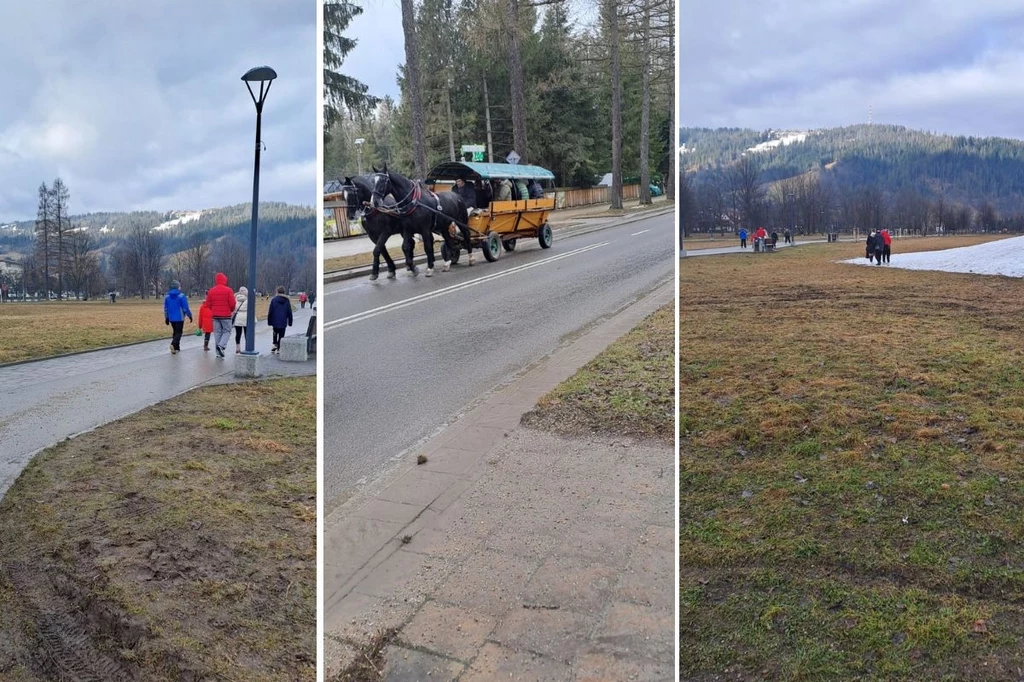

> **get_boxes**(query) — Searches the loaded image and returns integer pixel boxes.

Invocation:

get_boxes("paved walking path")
[681,237,836,257]
[0,308,314,498]
[324,280,674,680]
[325,196,670,260]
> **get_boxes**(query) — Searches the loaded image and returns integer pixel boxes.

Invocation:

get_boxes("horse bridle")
[371,172,421,216]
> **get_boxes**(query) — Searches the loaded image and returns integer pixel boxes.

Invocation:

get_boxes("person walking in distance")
[197,291,213,351]
[204,273,236,359]
[299,291,307,309]
[866,230,877,263]
[738,227,748,249]
[232,286,250,354]
[267,285,293,354]
[163,280,193,355]
[880,228,892,264]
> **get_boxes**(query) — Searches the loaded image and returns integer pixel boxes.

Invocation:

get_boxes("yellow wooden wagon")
[425,161,556,263]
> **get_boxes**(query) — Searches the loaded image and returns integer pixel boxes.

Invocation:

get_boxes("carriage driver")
[454,177,478,211]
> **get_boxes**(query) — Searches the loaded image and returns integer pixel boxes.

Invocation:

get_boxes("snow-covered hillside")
[151,211,203,232]
[747,131,810,153]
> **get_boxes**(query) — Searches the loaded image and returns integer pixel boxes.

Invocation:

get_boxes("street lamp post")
[241,65,276,361]
[355,138,365,176]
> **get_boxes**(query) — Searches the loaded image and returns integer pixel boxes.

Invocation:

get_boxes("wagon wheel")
[483,232,501,262]
[538,223,553,249]
[501,238,517,252]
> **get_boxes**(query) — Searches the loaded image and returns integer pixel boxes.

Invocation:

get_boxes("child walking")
[197,292,213,351]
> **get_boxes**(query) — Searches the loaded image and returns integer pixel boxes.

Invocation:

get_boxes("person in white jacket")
[232,285,250,354]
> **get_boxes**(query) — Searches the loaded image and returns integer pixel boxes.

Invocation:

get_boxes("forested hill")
[0,202,314,256]
[679,125,1024,215]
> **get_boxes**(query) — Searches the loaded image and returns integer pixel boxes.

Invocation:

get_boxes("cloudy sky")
[680,0,1024,140]
[344,0,405,102]
[0,0,315,220]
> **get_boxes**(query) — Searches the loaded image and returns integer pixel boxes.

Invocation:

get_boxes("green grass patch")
[680,235,1024,680]
[0,377,315,681]
[523,304,674,442]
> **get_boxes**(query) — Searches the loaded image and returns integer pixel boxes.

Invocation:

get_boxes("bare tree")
[65,228,101,299]
[506,0,528,163]
[212,237,249,292]
[50,178,71,299]
[181,232,212,295]
[34,182,53,298]
[116,223,165,298]
[604,0,623,209]
[730,155,763,228]
[401,0,427,177]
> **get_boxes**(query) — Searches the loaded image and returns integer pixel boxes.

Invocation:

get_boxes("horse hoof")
[369,273,379,281]
[425,268,434,277]
[387,271,396,279]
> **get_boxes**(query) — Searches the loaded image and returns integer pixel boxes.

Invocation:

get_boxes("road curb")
[323,205,675,284]
[0,337,167,369]
[323,275,674,629]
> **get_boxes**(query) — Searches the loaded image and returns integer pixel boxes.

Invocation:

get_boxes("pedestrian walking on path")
[163,280,192,355]
[739,227,748,249]
[204,272,236,359]
[267,286,293,354]
[197,293,213,351]
[299,291,307,309]
[232,286,250,354]
[880,228,892,263]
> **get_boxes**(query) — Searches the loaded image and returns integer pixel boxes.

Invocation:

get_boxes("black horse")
[369,165,473,274]
[344,176,428,279]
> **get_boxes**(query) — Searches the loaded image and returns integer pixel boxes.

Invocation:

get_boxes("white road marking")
[325,242,611,331]
[631,229,650,236]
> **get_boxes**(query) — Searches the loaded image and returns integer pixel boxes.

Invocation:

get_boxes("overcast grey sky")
[345,0,405,102]
[0,0,315,220]
[679,0,1024,140]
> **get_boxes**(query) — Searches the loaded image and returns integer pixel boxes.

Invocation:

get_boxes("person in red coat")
[197,294,214,351]
[204,272,236,358]
[880,228,892,263]
[753,226,768,251]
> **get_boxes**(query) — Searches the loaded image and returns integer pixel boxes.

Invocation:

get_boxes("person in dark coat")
[528,179,544,199]
[163,280,193,354]
[267,286,293,354]
[866,230,877,263]
[453,178,476,209]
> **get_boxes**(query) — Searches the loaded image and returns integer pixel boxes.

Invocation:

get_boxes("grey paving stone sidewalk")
[325,428,674,681]
[0,308,314,498]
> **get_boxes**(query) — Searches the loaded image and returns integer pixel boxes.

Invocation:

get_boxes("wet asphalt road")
[323,210,675,511]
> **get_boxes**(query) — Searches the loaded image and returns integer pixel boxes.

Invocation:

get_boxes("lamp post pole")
[241,66,277,357]
[355,138,365,176]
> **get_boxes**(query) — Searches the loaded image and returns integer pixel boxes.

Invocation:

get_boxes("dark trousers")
[203,332,211,348]
[874,248,883,264]
[883,245,891,263]
[234,325,246,344]
[273,327,286,348]
[740,238,747,248]
[170,321,184,350]
[301,301,306,308]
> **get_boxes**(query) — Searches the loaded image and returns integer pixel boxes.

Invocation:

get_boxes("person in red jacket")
[197,293,214,351]
[880,228,892,263]
[753,226,768,252]
[204,272,236,358]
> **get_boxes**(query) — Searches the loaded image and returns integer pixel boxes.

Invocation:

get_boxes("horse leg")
[370,232,389,281]
[459,224,475,266]
[380,238,398,279]
[402,229,418,274]
[423,228,436,277]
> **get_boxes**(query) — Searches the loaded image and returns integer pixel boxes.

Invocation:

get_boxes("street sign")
[506,150,521,165]
[461,144,485,162]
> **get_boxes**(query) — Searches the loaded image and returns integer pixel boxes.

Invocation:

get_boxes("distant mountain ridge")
[0,202,315,258]
[679,124,1024,215]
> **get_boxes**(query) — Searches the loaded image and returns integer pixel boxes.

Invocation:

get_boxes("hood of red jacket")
[215,272,227,286]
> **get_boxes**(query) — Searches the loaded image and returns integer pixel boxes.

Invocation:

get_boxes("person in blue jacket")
[738,227,748,249]
[164,280,193,354]
[267,285,293,354]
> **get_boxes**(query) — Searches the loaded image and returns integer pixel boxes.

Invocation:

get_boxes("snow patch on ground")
[842,236,1024,278]
[747,131,809,153]
[152,210,202,232]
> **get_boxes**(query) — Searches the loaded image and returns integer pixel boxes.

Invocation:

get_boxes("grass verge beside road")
[679,235,1024,680]
[523,303,674,442]
[0,377,315,682]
